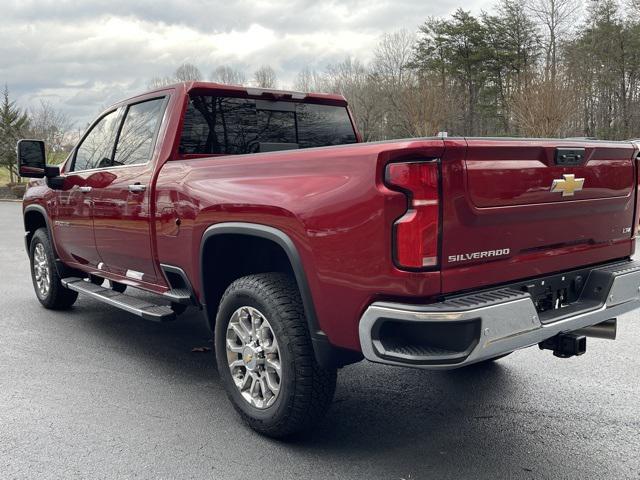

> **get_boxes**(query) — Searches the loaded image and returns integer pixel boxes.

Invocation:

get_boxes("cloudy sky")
[1,0,491,127]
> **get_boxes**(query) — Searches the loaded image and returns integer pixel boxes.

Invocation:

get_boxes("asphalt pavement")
[0,201,638,479]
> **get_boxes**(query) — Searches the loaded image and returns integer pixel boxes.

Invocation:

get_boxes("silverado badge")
[550,174,585,197]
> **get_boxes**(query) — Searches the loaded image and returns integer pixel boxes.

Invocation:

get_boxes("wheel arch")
[200,223,319,332]
[199,222,361,369]
[23,204,52,255]
[23,204,78,278]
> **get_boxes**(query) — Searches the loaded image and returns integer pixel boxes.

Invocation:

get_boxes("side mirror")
[17,139,46,178]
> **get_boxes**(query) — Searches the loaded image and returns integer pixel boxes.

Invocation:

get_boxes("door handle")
[78,186,92,193]
[128,184,146,193]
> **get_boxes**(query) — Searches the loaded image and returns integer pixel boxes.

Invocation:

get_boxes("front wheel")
[110,280,127,293]
[214,273,337,438]
[29,228,78,309]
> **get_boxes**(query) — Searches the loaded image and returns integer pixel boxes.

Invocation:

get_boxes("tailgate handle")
[555,148,585,166]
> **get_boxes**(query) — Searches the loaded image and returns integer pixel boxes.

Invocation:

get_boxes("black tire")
[29,228,78,309]
[214,273,337,438]
[110,281,127,293]
[171,302,187,315]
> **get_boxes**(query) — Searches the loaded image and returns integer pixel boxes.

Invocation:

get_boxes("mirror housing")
[17,139,47,178]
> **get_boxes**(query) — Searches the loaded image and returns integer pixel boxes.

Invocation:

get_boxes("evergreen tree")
[483,0,541,133]
[0,85,29,183]
[411,10,490,135]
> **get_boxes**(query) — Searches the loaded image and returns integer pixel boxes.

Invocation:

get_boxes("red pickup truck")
[17,82,640,437]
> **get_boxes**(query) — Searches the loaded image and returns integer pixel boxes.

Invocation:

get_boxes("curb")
[0,199,22,203]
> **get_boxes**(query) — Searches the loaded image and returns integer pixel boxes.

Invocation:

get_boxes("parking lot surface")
[0,201,638,479]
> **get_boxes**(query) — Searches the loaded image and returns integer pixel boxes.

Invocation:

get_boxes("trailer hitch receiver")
[539,333,587,358]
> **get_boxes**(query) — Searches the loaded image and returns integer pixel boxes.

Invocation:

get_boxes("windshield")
[179,95,357,155]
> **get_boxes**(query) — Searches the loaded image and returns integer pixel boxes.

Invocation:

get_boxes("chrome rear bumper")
[359,260,640,369]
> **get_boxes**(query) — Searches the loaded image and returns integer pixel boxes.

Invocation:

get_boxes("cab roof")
[125,81,348,107]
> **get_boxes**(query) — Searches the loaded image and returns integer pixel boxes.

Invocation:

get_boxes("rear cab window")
[179,95,357,155]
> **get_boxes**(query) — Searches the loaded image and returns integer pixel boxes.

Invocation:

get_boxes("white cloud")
[0,0,492,126]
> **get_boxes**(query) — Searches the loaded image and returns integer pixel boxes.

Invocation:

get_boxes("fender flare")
[23,204,54,254]
[23,204,75,278]
[199,222,353,368]
[199,222,323,337]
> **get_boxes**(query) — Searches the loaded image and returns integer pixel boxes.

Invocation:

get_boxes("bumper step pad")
[359,259,640,369]
[61,277,176,322]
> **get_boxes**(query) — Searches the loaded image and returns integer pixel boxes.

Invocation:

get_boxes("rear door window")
[72,110,120,171]
[113,98,166,166]
[179,96,357,155]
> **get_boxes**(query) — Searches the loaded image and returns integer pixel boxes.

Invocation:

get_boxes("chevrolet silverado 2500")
[17,82,640,437]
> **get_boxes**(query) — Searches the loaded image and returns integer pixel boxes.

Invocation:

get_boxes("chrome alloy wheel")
[33,242,51,298]
[226,306,282,409]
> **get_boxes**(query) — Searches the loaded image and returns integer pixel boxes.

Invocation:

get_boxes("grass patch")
[0,168,14,186]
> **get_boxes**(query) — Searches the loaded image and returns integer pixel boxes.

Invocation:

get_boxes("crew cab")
[17,82,640,437]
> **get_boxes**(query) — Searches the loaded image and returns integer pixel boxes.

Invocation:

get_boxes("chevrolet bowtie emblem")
[550,174,585,197]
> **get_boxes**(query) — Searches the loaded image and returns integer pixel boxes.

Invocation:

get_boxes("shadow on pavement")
[46,294,607,478]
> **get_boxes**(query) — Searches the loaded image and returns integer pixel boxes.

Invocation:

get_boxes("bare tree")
[393,75,451,137]
[528,0,580,82]
[149,63,203,88]
[210,65,247,85]
[371,29,419,138]
[372,29,416,86]
[148,76,175,89]
[293,67,324,92]
[175,63,202,82]
[324,58,384,141]
[511,77,577,136]
[630,0,640,13]
[29,100,74,163]
[253,65,278,88]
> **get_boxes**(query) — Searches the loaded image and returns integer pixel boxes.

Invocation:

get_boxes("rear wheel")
[214,273,337,438]
[29,228,78,309]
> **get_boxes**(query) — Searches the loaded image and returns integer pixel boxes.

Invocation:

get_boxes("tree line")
[0,85,73,184]
[3,0,640,185]
[149,0,640,141]
[319,0,640,140]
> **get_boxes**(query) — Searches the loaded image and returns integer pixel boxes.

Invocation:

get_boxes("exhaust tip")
[573,318,617,341]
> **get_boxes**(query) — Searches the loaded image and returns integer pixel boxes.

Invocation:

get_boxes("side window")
[73,110,119,171]
[113,98,166,166]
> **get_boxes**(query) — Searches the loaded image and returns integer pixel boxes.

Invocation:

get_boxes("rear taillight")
[385,161,440,269]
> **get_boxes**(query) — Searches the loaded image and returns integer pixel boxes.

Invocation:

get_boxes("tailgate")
[440,138,638,294]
